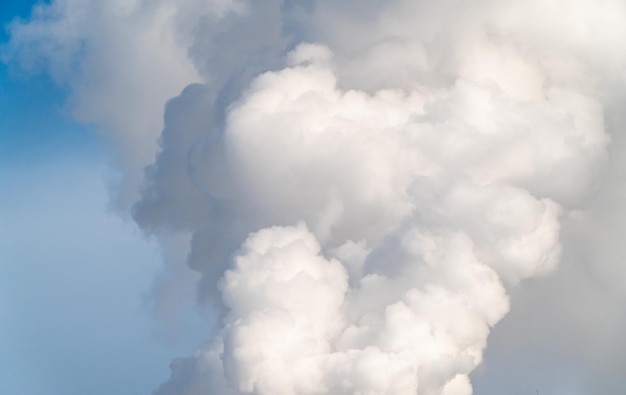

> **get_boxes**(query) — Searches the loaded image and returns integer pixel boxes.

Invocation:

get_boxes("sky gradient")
[1,2,205,394]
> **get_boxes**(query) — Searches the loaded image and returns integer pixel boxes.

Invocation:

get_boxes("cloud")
[6,0,626,394]
[147,33,608,391]
[2,0,233,206]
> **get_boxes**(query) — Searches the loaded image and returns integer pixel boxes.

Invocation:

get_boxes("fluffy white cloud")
[159,224,503,394]
[153,33,606,392]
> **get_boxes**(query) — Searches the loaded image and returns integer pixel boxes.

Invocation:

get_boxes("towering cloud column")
[7,0,625,393]
[151,35,607,393]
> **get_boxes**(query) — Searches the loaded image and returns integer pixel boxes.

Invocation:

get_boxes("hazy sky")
[2,1,626,394]
[0,2,206,394]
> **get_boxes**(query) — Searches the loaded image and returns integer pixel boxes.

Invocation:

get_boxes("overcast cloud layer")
[5,0,626,393]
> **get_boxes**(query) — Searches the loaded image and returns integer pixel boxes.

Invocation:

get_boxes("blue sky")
[0,2,197,394]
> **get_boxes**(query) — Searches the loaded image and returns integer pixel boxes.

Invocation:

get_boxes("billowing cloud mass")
[6,0,626,393]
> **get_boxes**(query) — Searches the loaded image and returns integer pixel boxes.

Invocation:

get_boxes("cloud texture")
[6,0,626,393]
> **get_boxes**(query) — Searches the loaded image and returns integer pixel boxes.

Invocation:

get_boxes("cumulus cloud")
[6,0,626,393]
[148,32,607,392]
